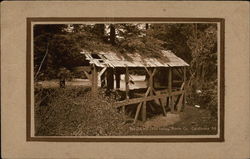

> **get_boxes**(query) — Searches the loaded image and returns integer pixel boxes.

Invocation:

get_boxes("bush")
[187,80,218,117]
[35,86,130,136]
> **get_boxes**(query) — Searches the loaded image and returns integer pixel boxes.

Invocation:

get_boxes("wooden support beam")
[151,88,167,116]
[115,72,121,89]
[152,68,157,77]
[107,67,114,90]
[125,67,129,99]
[141,68,155,122]
[117,90,184,107]
[83,70,91,80]
[144,67,150,76]
[148,68,154,95]
[134,87,151,124]
[141,86,151,122]
[134,102,143,124]
[141,101,147,122]
[98,67,107,79]
[168,67,174,112]
[98,67,107,88]
[124,66,129,114]
[91,65,98,96]
[176,82,185,112]
[173,68,182,79]
[182,67,187,110]
[147,68,167,115]
[115,90,185,108]
[101,73,106,87]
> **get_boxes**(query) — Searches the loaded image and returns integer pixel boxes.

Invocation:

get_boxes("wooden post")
[115,71,120,89]
[91,65,98,96]
[125,67,129,99]
[134,86,151,124]
[124,67,129,114]
[183,67,187,109]
[107,67,114,90]
[168,67,173,112]
[141,68,152,121]
[141,68,153,121]
[149,68,154,95]
[141,101,147,121]
[101,73,105,87]
[98,67,107,88]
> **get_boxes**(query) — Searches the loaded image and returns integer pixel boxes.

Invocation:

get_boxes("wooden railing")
[114,90,185,108]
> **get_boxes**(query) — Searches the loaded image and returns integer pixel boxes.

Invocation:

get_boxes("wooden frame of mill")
[77,49,189,123]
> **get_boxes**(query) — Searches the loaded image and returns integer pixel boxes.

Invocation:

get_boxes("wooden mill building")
[77,50,189,123]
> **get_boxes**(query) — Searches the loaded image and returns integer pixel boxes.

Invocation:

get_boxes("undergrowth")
[35,86,131,136]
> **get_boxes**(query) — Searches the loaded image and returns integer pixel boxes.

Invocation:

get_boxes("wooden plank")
[133,102,143,124]
[114,90,184,107]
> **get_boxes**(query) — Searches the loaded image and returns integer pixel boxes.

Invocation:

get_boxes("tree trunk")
[110,24,116,45]
[94,24,105,39]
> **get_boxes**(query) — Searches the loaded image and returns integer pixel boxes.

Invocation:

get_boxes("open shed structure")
[78,50,189,123]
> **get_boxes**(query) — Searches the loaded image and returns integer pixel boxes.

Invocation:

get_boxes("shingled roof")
[80,50,189,68]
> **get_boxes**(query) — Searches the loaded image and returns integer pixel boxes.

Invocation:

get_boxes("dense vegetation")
[35,87,133,136]
[34,23,218,135]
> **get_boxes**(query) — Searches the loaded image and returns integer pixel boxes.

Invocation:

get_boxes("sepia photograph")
[3,1,250,158]
[31,20,222,139]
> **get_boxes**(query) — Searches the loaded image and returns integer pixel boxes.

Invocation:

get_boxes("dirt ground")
[128,105,218,135]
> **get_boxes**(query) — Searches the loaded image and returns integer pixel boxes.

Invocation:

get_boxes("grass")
[35,85,218,136]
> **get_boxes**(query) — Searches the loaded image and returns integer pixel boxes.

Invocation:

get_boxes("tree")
[110,24,116,45]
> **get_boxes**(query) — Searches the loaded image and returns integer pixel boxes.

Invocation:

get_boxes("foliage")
[35,87,130,136]
[149,23,218,117]
[34,23,219,118]
[186,24,218,117]
[117,24,164,58]
[187,80,218,116]
[150,23,193,63]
